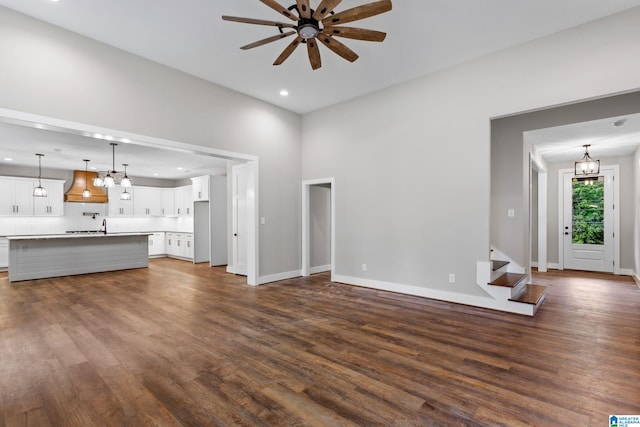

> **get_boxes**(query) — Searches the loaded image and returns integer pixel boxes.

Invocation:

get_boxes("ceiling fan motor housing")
[297,16,321,39]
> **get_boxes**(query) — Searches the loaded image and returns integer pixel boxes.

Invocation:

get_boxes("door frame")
[529,154,548,272]
[229,161,259,285]
[302,178,335,280]
[557,164,620,274]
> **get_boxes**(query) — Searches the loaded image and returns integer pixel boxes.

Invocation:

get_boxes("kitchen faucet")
[101,219,107,234]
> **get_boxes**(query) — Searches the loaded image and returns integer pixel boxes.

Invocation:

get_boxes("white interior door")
[562,169,613,272]
[232,164,248,276]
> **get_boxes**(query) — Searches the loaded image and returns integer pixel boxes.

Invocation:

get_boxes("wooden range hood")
[64,170,108,203]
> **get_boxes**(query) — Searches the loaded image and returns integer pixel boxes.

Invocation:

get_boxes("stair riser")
[510,278,528,298]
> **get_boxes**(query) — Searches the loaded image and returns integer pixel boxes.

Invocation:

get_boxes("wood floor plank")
[1,262,639,425]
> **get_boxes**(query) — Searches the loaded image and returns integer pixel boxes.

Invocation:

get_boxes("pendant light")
[33,153,47,197]
[82,159,92,199]
[120,188,132,201]
[93,143,132,188]
[120,163,131,188]
[574,144,600,175]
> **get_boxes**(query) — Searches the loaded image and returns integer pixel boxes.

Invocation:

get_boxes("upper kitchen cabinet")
[161,188,175,216]
[0,177,33,216]
[191,175,210,202]
[33,179,65,216]
[133,186,162,216]
[108,187,134,216]
[174,185,193,217]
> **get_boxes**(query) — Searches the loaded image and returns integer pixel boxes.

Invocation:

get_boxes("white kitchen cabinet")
[191,175,209,202]
[108,187,134,216]
[148,232,166,257]
[0,177,35,216]
[133,186,162,216]
[161,188,175,216]
[0,237,8,269]
[33,179,65,216]
[165,232,193,261]
[174,185,193,217]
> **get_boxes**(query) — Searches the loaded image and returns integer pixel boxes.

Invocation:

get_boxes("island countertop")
[7,232,152,240]
[8,233,150,282]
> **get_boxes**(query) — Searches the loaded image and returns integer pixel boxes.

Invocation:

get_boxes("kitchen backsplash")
[0,202,193,236]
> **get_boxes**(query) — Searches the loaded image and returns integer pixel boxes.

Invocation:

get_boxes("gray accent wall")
[0,7,301,278]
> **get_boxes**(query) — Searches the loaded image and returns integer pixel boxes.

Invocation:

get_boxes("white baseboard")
[258,269,301,285]
[333,274,535,316]
[226,265,235,274]
[309,264,331,275]
[618,268,634,276]
[548,263,561,270]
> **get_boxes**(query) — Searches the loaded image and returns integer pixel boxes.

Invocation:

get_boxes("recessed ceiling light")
[280,90,289,97]
[613,118,628,127]
[153,173,159,176]
[177,167,183,170]
[93,133,104,139]
[104,135,114,141]
[90,166,97,170]
[121,138,131,143]
[4,158,13,161]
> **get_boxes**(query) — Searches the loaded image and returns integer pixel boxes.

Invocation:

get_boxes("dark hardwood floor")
[1,259,639,426]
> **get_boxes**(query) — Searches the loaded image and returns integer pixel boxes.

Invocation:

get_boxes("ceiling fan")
[222,0,392,70]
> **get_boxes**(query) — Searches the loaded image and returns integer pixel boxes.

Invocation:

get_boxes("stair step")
[509,284,547,305]
[488,273,527,288]
[491,260,509,271]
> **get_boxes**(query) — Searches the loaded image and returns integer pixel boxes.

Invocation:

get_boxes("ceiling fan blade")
[222,16,296,28]
[274,36,303,65]
[322,0,392,26]
[296,0,311,19]
[312,0,342,20]
[241,31,296,50]
[317,34,358,62]
[323,26,386,42]
[259,0,299,21]
[307,38,322,70]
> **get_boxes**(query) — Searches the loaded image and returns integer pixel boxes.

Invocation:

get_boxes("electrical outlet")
[448,274,455,283]
[362,264,367,272]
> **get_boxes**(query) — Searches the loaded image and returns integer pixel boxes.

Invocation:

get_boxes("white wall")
[0,7,302,277]
[302,8,640,299]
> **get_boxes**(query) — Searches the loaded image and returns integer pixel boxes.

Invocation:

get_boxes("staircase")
[488,260,547,315]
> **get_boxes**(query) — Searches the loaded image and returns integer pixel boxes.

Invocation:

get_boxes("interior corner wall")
[0,7,302,277]
[302,7,640,298]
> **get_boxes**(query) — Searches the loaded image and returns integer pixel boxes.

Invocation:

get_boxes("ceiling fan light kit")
[222,0,392,70]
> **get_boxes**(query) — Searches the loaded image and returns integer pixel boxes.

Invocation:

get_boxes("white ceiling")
[2,1,640,175]
[1,0,639,114]
[0,121,228,180]
[526,113,640,163]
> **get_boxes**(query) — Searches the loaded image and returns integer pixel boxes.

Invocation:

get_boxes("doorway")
[302,178,335,280]
[559,165,619,273]
[230,162,258,284]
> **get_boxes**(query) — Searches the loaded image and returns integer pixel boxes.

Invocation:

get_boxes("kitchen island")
[7,232,150,282]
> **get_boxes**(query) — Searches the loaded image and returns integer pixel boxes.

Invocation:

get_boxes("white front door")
[562,169,614,272]
[232,163,248,276]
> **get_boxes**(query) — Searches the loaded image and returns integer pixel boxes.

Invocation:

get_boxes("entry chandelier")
[574,144,600,176]
[33,153,47,197]
[93,143,133,188]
